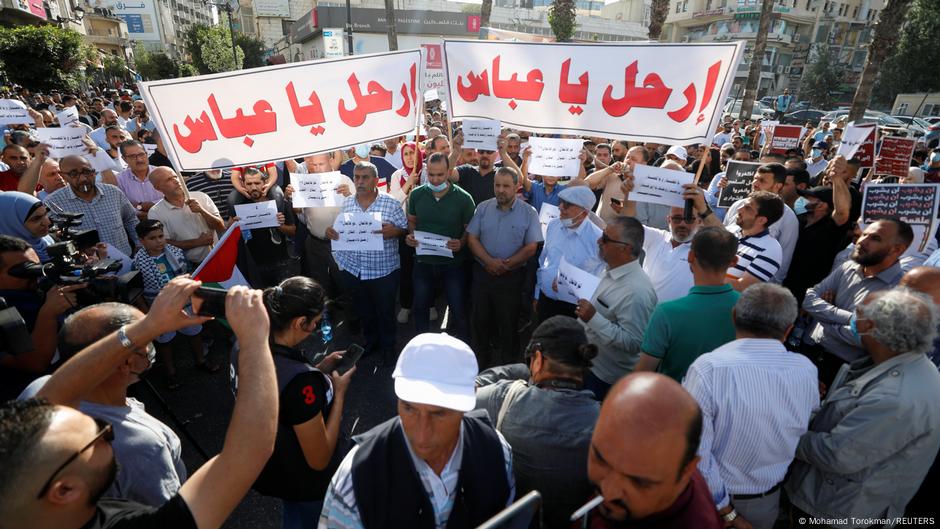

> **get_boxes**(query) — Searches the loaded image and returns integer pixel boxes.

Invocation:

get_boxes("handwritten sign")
[35,127,88,158]
[88,150,119,173]
[539,202,560,237]
[462,118,500,151]
[0,99,31,125]
[290,171,344,207]
[838,123,876,168]
[443,40,744,145]
[332,211,383,251]
[875,137,916,180]
[862,184,940,253]
[139,49,425,172]
[556,257,602,304]
[768,124,802,154]
[414,230,453,258]
[717,160,761,208]
[632,164,694,208]
[234,200,280,230]
[56,106,80,127]
[527,137,584,178]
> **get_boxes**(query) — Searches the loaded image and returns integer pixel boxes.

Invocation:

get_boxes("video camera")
[8,207,143,306]
[0,297,33,356]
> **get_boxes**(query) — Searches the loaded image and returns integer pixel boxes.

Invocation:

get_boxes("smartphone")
[191,286,227,318]
[334,344,366,375]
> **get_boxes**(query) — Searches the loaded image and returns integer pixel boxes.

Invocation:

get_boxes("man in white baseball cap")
[665,145,689,164]
[319,333,515,529]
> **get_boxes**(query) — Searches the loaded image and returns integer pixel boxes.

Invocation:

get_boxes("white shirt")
[641,226,693,303]
[805,157,828,179]
[724,198,798,282]
[302,174,355,239]
[713,131,733,147]
[147,191,219,263]
[384,149,404,170]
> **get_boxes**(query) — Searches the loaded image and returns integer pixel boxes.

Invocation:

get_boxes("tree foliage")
[184,23,244,74]
[872,0,940,107]
[848,0,913,121]
[548,0,577,42]
[101,54,127,80]
[133,43,178,80]
[234,33,266,69]
[0,25,90,91]
[800,44,847,109]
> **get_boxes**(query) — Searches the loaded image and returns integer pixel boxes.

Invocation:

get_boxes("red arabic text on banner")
[837,123,876,169]
[876,136,916,180]
[442,40,744,145]
[138,50,424,172]
[768,125,802,155]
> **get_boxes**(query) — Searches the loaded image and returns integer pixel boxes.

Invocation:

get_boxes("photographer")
[0,192,54,262]
[0,235,82,400]
[229,276,354,528]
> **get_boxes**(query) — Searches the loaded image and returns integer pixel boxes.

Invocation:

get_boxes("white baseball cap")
[393,333,479,412]
[666,145,688,161]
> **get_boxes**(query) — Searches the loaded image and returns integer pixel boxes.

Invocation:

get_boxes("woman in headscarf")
[387,141,424,324]
[0,191,54,261]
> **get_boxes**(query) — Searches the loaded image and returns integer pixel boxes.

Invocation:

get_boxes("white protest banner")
[56,106,80,127]
[462,119,500,151]
[631,164,694,208]
[0,99,31,125]
[35,127,88,158]
[234,200,280,229]
[527,137,584,178]
[420,43,448,101]
[443,40,744,145]
[139,49,424,172]
[332,212,383,251]
[290,171,344,207]
[539,202,560,238]
[414,230,453,258]
[556,257,602,304]
[838,123,876,162]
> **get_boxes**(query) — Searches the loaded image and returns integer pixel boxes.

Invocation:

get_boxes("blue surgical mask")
[793,196,808,215]
[405,134,415,142]
[354,144,370,158]
[931,152,940,164]
[427,180,448,193]
[849,313,869,342]
[811,148,822,158]
[560,217,576,229]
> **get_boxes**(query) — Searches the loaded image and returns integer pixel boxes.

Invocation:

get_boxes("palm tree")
[847,0,914,122]
[648,0,670,40]
[479,0,493,39]
[739,0,774,120]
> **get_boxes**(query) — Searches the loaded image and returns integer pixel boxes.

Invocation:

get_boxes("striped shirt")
[332,193,408,280]
[45,183,140,255]
[724,199,798,282]
[683,338,819,509]
[185,171,234,219]
[726,227,782,283]
[318,420,515,529]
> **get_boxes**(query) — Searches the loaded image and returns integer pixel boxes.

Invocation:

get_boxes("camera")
[0,297,33,356]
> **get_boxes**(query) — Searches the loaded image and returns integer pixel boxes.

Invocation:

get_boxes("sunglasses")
[477,149,495,154]
[36,418,114,499]
[600,232,630,246]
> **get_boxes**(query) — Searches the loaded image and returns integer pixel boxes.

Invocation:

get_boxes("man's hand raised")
[142,276,211,337]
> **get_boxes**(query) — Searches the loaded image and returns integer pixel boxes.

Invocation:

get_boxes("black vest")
[350,412,510,529]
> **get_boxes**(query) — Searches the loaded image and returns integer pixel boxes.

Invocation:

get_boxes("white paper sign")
[144,144,158,156]
[556,257,602,304]
[88,150,119,173]
[539,202,560,238]
[332,211,383,251]
[35,127,88,158]
[837,123,876,160]
[631,164,694,208]
[424,89,439,102]
[139,49,425,172]
[234,200,280,229]
[0,99,31,125]
[462,119,500,151]
[443,40,744,146]
[56,106,79,127]
[527,137,584,178]
[290,171,344,207]
[414,230,453,258]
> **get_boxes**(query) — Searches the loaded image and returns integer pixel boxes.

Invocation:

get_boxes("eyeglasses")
[124,152,148,159]
[62,168,97,179]
[477,149,495,155]
[36,418,114,499]
[669,216,693,224]
[600,232,631,246]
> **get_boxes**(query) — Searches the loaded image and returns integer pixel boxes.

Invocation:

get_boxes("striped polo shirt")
[726,227,782,283]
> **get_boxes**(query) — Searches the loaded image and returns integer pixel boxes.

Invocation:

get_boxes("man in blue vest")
[319,333,515,529]
[773,89,793,120]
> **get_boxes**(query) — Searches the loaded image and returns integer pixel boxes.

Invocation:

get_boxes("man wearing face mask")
[535,186,604,323]
[340,143,397,190]
[923,149,940,183]
[804,141,829,181]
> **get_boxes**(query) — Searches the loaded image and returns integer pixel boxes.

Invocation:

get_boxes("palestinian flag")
[192,223,249,289]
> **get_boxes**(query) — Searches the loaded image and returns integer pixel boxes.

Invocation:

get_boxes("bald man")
[583,373,722,528]
[90,108,120,150]
[148,167,223,265]
[18,302,186,506]
[0,144,31,191]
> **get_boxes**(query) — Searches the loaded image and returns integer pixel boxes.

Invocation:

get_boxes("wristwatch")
[698,206,714,220]
[722,509,738,523]
[117,326,135,350]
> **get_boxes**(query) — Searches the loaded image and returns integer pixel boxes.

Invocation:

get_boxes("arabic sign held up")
[862,184,940,254]
[837,123,876,169]
[718,160,761,208]
[443,40,744,145]
[139,50,424,172]
[768,124,802,155]
[875,137,916,180]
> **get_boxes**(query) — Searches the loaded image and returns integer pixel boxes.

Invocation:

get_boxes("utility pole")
[204,0,240,68]
[384,0,398,50]
[345,0,354,55]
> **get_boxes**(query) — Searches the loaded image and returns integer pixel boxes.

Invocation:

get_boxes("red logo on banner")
[422,44,442,70]
[467,16,481,32]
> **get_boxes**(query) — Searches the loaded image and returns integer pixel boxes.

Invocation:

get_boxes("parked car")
[926,122,940,149]
[723,100,775,120]
[924,117,940,126]
[891,115,930,137]
[818,111,911,137]
[782,109,826,126]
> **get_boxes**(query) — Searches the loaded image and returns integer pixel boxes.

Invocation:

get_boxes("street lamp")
[203,0,239,68]
[53,4,85,26]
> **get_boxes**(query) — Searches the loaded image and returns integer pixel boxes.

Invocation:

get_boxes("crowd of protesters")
[1,85,940,529]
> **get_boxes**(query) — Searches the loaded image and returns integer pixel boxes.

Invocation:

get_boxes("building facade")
[892,93,940,118]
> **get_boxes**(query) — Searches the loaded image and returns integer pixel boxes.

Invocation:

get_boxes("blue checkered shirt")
[332,193,408,280]
[45,183,140,256]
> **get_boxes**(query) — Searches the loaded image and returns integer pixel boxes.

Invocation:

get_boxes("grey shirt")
[475,367,599,529]
[786,353,940,526]
[584,260,658,384]
[466,197,543,266]
[804,260,904,362]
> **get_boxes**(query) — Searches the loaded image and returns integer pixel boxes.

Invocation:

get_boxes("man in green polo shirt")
[405,152,476,341]
[634,227,740,382]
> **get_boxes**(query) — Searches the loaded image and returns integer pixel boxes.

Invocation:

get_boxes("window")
[897,103,909,115]
[281,19,292,35]
[852,5,858,17]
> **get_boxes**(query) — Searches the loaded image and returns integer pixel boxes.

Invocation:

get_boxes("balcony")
[85,33,129,47]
